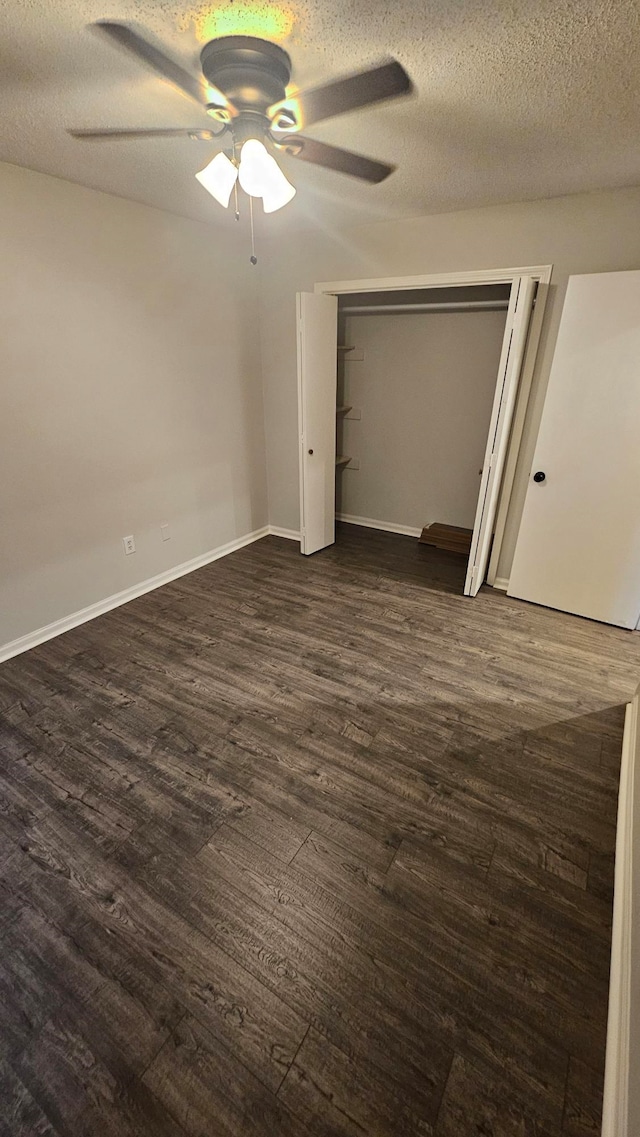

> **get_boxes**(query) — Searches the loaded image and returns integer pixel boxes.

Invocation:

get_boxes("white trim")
[0,526,270,663]
[269,526,300,540]
[602,690,639,1137]
[315,265,553,296]
[296,291,308,553]
[337,513,421,538]
[491,577,509,592]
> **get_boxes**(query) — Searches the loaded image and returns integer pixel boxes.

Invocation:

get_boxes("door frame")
[313,264,552,589]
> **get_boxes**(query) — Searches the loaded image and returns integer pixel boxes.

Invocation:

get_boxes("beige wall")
[0,162,267,647]
[5,172,640,649]
[337,309,507,530]
[259,186,640,577]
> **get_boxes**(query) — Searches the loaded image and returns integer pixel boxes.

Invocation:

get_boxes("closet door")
[297,292,338,555]
[465,275,536,596]
[507,270,640,627]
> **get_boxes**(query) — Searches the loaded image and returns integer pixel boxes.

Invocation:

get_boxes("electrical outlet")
[160,523,171,542]
[122,535,136,555]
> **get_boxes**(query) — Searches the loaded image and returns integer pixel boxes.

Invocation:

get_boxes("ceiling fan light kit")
[195,136,296,218]
[71,23,413,258]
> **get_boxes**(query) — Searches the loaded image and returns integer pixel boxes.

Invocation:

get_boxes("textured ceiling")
[2,0,640,232]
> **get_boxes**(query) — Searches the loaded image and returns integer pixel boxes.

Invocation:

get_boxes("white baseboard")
[268,526,300,541]
[336,513,422,538]
[491,577,509,592]
[0,526,270,664]
[602,688,639,1137]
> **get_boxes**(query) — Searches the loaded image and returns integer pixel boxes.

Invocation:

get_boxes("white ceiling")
[2,0,640,232]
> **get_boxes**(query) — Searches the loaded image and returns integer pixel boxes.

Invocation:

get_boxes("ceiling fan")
[70,22,413,221]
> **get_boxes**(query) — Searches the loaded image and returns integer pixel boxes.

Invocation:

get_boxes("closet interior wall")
[335,285,510,535]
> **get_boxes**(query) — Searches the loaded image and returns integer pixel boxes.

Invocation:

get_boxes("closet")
[334,285,510,541]
[297,273,541,595]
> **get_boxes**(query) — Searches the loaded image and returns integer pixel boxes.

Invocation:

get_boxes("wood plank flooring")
[1,523,639,1136]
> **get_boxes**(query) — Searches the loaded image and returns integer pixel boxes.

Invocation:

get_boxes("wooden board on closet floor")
[419,522,472,555]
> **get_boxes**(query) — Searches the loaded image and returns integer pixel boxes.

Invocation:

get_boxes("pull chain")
[249,195,257,265]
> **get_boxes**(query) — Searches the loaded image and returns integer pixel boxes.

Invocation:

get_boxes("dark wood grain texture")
[0,523,638,1135]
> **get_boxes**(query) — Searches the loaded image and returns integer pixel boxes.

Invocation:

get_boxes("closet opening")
[335,285,510,572]
[296,267,551,596]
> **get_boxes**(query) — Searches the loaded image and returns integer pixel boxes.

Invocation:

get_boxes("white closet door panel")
[297,292,338,555]
[508,270,640,627]
[465,276,536,596]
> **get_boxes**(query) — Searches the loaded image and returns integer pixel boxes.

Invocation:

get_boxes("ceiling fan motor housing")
[200,36,292,115]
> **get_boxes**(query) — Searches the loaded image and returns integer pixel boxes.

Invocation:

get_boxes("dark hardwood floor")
[1,524,638,1136]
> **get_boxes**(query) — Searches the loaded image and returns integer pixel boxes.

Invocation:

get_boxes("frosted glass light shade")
[195,152,238,208]
[238,138,296,212]
[261,163,296,212]
[238,138,271,196]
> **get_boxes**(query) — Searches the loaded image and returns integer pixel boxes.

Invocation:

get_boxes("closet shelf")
[336,405,352,415]
[335,455,352,467]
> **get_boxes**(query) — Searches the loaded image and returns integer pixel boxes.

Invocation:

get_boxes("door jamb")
[313,264,552,589]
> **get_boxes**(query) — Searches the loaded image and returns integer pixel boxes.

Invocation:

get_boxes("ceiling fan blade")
[69,127,218,141]
[277,135,395,183]
[92,21,214,108]
[68,126,218,140]
[269,59,412,130]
